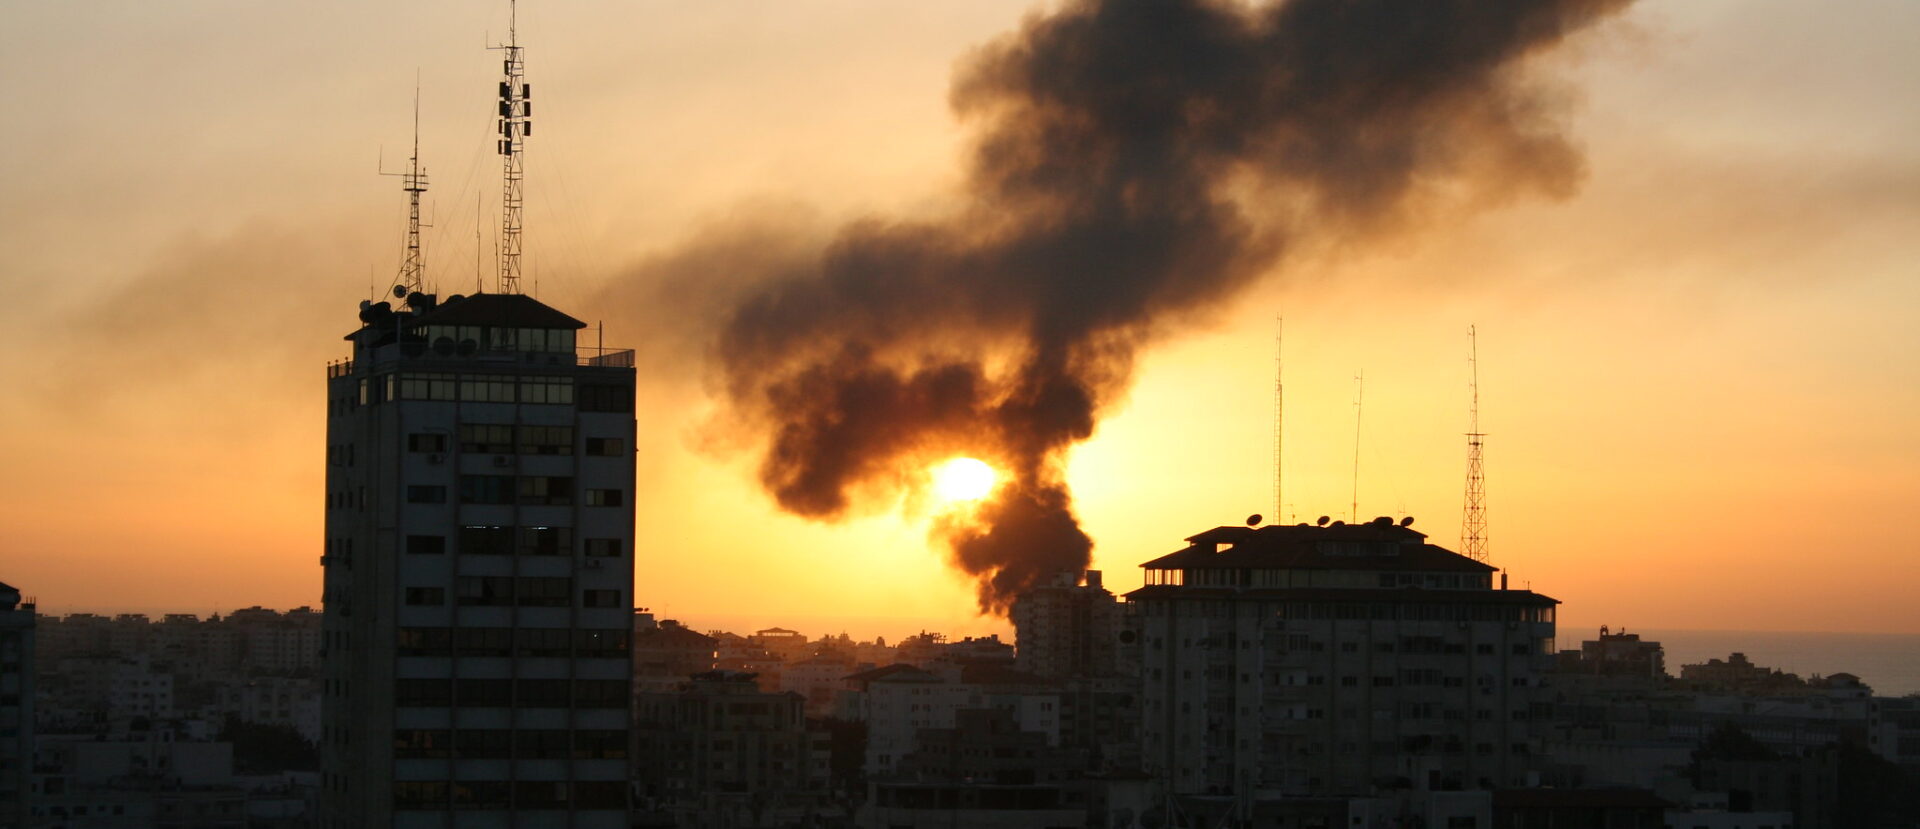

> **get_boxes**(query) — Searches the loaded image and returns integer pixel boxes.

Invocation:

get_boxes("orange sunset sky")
[1,1,1915,638]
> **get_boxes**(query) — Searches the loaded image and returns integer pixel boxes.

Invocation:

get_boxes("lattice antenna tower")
[1461,325,1489,563]
[490,0,532,294]
[380,82,431,295]
[1271,317,1285,525]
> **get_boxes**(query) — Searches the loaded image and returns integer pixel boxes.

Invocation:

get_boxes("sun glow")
[931,457,998,502]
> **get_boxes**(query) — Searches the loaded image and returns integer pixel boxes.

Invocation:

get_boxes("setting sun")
[931,457,998,502]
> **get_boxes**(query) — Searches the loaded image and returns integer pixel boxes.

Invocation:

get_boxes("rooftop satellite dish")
[1316,515,1330,526]
[456,339,478,356]
[1399,516,1415,527]
[432,337,456,356]
[1246,514,1262,527]
[393,284,408,299]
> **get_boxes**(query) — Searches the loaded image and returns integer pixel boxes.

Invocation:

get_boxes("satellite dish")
[456,339,479,356]
[392,284,407,299]
[1315,515,1330,526]
[433,337,456,356]
[1246,514,1262,527]
[1399,516,1415,527]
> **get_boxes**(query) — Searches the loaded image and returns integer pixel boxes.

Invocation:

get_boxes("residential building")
[319,290,637,827]
[1130,517,1559,800]
[1011,570,1126,680]
[0,581,33,829]
[631,671,831,827]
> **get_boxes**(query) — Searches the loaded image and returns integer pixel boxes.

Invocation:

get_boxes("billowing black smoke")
[713,0,1632,613]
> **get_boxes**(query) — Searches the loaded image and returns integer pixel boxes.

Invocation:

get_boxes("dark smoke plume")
[713,0,1632,613]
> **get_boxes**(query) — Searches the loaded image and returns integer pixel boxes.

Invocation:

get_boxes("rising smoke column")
[714,0,1633,614]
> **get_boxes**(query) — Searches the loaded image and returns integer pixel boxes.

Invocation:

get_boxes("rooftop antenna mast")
[1350,371,1363,523]
[380,80,430,296]
[490,0,531,295]
[1271,317,1284,525]
[1461,326,1489,562]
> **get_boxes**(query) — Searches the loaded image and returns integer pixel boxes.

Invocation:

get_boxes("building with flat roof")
[0,581,33,829]
[319,290,636,828]
[1130,517,1559,802]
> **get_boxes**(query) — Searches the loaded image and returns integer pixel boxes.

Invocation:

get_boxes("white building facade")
[320,292,636,828]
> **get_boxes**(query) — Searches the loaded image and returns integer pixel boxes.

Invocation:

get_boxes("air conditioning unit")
[492,455,511,467]
[427,453,445,464]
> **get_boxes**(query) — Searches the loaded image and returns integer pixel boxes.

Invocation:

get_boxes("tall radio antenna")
[1350,370,1363,523]
[380,79,430,296]
[1271,317,1284,525]
[490,0,531,295]
[1461,326,1489,562]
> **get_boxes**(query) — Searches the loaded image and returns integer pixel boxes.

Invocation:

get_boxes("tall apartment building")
[0,581,34,829]
[1130,518,1558,801]
[320,292,636,828]
[1011,570,1125,680]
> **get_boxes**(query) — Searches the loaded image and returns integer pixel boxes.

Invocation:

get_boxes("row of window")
[403,577,620,609]
[407,425,623,456]
[404,477,624,507]
[392,780,626,810]
[405,528,622,557]
[414,324,577,355]
[394,727,627,759]
[395,678,627,709]
[353,373,632,412]
[396,626,628,658]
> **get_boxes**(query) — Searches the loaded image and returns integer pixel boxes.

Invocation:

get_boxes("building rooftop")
[410,292,587,330]
[1139,518,1495,574]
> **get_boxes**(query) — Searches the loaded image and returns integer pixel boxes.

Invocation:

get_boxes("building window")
[583,537,622,557]
[585,488,623,507]
[583,589,621,608]
[404,587,445,606]
[456,576,515,606]
[405,534,445,555]
[398,373,457,401]
[584,437,623,456]
[575,628,629,657]
[576,680,627,708]
[518,425,574,455]
[459,423,514,454]
[517,679,570,706]
[460,474,515,505]
[393,729,451,758]
[458,525,513,556]
[405,485,446,504]
[517,475,573,505]
[517,526,572,556]
[575,729,628,759]
[394,679,451,706]
[515,577,571,607]
[393,781,450,809]
[514,730,571,759]
[454,728,511,757]
[455,679,511,707]
[407,433,448,452]
[459,376,517,403]
[520,376,574,405]
[454,627,512,657]
[396,627,451,656]
[516,628,571,657]
[578,384,633,413]
[452,781,511,810]
[516,780,569,808]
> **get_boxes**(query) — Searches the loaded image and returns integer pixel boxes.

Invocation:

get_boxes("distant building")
[1012,570,1126,680]
[0,581,33,829]
[631,671,831,827]
[632,620,719,692]
[861,708,1088,829]
[320,291,637,826]
[1558,626,1666,679]
[1130,517,1559,799]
